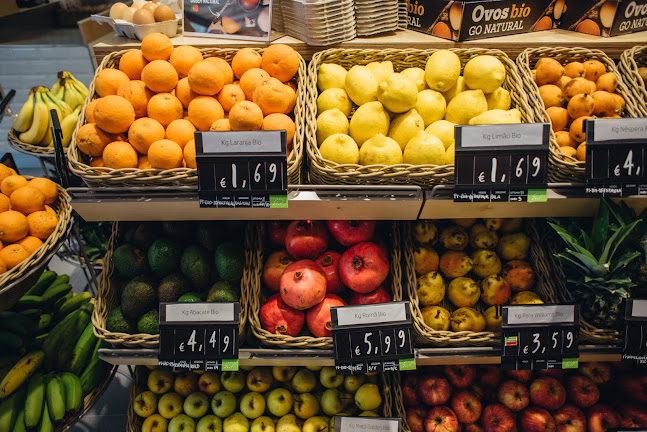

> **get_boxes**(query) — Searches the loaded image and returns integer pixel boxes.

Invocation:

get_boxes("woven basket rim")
[619,45,647,117]
[8,129,56,157]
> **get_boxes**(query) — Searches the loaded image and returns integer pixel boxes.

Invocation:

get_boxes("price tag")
[334,416,401,432]
[585,117,647,197]
[622,299,647,365]
[331,301,415,374]
[158,302,240,371]
[454,123,549,202]
[195,131,288,208]
[501,304,579,370]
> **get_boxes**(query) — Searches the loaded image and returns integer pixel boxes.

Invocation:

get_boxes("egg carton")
[90,14,180,40]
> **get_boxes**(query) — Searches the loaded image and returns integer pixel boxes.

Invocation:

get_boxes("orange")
[205,57,234,85]
[210,118,231,131]
[102,141,139,169]
[260,44,299,82]
[118,49,149,80]
[170,45,203,78]
[253,78,295,115]
[228,101,263,131]
[117,80,154,118]
[0,164,13,184]
[176,78,198,109]
[90,157,105,168]
[0,194,10,213]
[262,113,295,143]
[0,210,29,242]
[0,244,31,269]
[8,169,16,176]
[17,236,43,253]
[240,68,270,100]
[27,211,58,240]
[141,32,173,62]
[232,48,262,79]
[94,95,136,134]
[165,119,196,149]
[147,93,183,128]
[76,123,114,157]
[188,96,224,131]
[1,176,28,197]
[84,99,99,123]
[217,84,246,112]
[128,117,166,154]
[148,139,184,169]
[94,68,130,97]
[188,61,224,96]
[184,139,196,169]
[138,156,152,169]
[141,59,179,93]
[10,186,46,215]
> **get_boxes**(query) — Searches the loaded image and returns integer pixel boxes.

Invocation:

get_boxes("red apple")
[417,375,452,406]
[620,404,647,428]
[537,369,567,380]
[505,369,533,383]
[348,285,392,305]
[478,366,503,388]
[315,251,345,293]
[260,294,305,336]
[339,242,389,293]
[618,375,647,404]
[587,404,620,432]
[326,220,377,246]
[263,250,294,291]
[406,406,427,432]
[306,294,346,337]
[530,376,567,411]
[565,375,599,408]
[285,220,329,259]
[267,221,288,249]
[444,365,477,389]
[450,390,482,424]
[519,407,556,432]
[402,374,419,406]
[462,424,484,432]
[424,406,459,432]
[481,403,516,432]
[553,405,586,432]
[497,380,529,412]
[579,362,611,385]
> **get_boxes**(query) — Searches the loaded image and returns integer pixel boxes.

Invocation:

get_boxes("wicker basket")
[248,221,404,349]
[405,219,560,346]
[92,221,252,348]
[517,47,644,183]
[7,129,56,157]
[306,48,535,186]
[68,47,306,187]
[619,45,647,117]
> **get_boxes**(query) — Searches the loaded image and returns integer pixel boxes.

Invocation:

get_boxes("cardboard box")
[407,0,566,41]
[560,0,647,36]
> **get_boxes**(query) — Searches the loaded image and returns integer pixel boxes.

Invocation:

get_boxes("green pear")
[345,65,378,106]
[445,89,488,125]
[349,101,390,146]
[276,414,302,432]
[403,131,445,165]
[302,417,329,432]
[421,306,451,330]
[388,109,424,150]
[358,134,403,166]
[250,416,275,432]
[343,375,365,394]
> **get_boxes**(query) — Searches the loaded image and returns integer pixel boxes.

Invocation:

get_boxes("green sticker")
[270,195,288,208]
[399,358,416,371]
[527,189,548,203]
[562,358,579,369]
[222,359,239,371]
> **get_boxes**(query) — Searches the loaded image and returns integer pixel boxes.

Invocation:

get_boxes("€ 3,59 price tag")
[501,304,579,371]
[158,302,240,371]
[333,416,402,432]
[623,299,647,365]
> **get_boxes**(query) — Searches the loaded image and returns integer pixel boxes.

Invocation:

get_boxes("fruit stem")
[352,256,363,269]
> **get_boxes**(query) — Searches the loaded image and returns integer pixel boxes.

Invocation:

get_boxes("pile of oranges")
[75,33,300,171]
[0,164,59,274]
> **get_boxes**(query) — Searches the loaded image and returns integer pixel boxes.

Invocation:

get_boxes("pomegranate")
[326,220,377,246]
[348,285,392,305]
[306,294,346,337]
[262,250,294,292]
[285,220,329,259]
[339,242,389,293]
[267,221,289,249]
[315,251,345,294]
[260,294,305,336]
[280,260,327,310]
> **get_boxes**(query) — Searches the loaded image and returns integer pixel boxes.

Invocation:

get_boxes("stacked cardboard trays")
[271,0,284,31]
[281,0,356,45]
[354,0,400,35]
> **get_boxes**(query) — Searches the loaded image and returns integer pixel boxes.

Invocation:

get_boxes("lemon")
[442,76,466,104]
[425,120,456,150]
[401,67,428,92]
[349,101,390,147]
[317,88,353,116]
[345,65,378,106]
[468,108,522,125]
[445,143,455,165]
[388,109,424,150]
[415,90,446,127]
[366,61,394,84]
[425,50,461,92]
[316,109,349,145]
[403,131,446,165]
[359,134,403,166]
[445,89,488,125]
[317,63,347,91]
[485,87,511,110]
[377,73,419,113]
[320,133,359,164]
[463,55,506,94]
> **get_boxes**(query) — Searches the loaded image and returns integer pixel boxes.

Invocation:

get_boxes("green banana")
[45,375,65,422]
[17,309,42,321]
[0,386,25,432]
[12,408,26,432]
[79,338,107,396]
[47,90,72,117]
[37,402,53,432]
[60,373,82,413]
[0,319,27,338]
[43,309,81,369]
[46,275,70,292]
[13,296,43,310]
[12,90,35,133]
[0,351,44,399]
[24,373,44,428]
[41,283,72,306]
[52,292,72,312]
[57,305,91,370]
[19,89,49,144]
[68,321,96,375]
[58,292,92,318]
[37,315,51,332]
[23,271,57,297]
[0,311,37,335]
[0,331,23,349]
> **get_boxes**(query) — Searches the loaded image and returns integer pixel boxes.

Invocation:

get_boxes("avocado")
[137,310,160,335]
[158,273,190,303]
[112,244,149,279]
[181,245,211,290]
[195,221,223,252]
[178,293,202,303]
[106,307,136,333]
[133,222,160,251]
[147,238,181,278]
[206,281,239,302]
[162,222,194,242]
[121,275,157,319]
[214,241,244,282]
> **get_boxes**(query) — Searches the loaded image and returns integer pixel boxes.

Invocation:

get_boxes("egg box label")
[560,0,647,36]
[407,0,561,41]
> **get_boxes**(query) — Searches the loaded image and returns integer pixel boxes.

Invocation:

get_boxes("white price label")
[505,305,575,325]
[336,417,400,432]
[459,123,546,148]
[201,131,283,153]
[591,118,647,142]
[631,299,647,318]
[335,303,407,327]
[165,303,235,322]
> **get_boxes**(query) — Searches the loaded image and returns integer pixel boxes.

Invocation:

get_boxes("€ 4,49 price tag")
[331,301,415,374]
[333,416,402,432]
[454,123,550,203]
[158,302,240,371]
[501,304,579,371]
[622,299,647,365]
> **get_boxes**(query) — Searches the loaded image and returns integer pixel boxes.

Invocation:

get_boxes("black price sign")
[195,131,288,208]
[623,299,647,365]
[158,302,240,371]
[333,416,402,432]
[454,123,550,203]
[501,304,579,370]
[585,117,647,197]
[331,301,415,374]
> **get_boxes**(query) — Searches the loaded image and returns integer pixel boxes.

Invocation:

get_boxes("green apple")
[343,375,365,393]
[221,371,246,393]
[276,414,302,432]
[354,384,382,412]
[240,391,266,419]
[168,414,196,432]
[224,412,250,432]
[319,367,343,389]
[134,391,158,418]
[198,372,221,396]
[246,367,273,393]
[197,415,222,432]
[251,416,275,432]
[148,369,174,394]
[211,390,237,418]
[305,366,322,372]
[320,389,343,416]
[142,413,168,432]
[272,366,297,382]
[302,416,329,432]
[174,372,199,397]
[291,369,317,394]
[340,392,357,416]
[359,411,379,417]
[184,392,210,418]
[293,393,320,419]
[267,388,292,417]
[158,392,184,419]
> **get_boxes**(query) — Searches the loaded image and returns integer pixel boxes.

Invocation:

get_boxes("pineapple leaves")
[581,231,594,253]
[611,250,641,273]
[548,223,597,262]
[599,219,641,265]
[592,199,609,256]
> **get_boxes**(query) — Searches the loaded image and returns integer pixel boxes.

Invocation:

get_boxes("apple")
[462,424,484,432]
[519,407,556,432]
[250,416,275,432]
[302,416,329,432]
[134,391,158,418]
[320,366,344,388]
[402,373,419,406]
[168,414,196,432]
[618,375,647,403]
[320,388,343,416]
[158,392,184,419]
[553,405,586,432]
[221,371,246,393]
[505,370,532,383]
[348,285,392,305]
[184,392,210,418]
[497,380,529,412]
[272,366,297,382]
[530,376,566,411]
[620,404,647,428]
[406,406,427,432]
[267,388,293,417]
[223,412,250,432]
[148,369,174,394]
[587,404,620,432]
[293,393,320,419]
[478,366,502,388]
[247,367,274,393]
[417,375,452,406]
[344,374,365,394]
[579,362,611,385]
[292,369,317,393]
[424,406,459,432]
[197,415,222,432]
[198,372,221,396]
[481,404,516,432]
[450,389,482,424]
[211,390,237,418]
[355,383,382,411]
[240,392,266,419]
[143,414,169,432]
[276,414,302,432]
[339,391,357,415]
[565,375,599,408]
[174,372,199,397]
[444,365,477,388]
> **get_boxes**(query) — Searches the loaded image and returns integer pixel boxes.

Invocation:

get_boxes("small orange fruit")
[103,141,139,169]
[76,123,114,157]
[228,101,263,131]
[555,130,577,148]
[583,60,606,82]
[1,176,28,197]
[261,44,299,82]
[188,96,224,131]
[569,115,592,143]
[0,210,29,242]
[564,62,585,79]
[262,113,295,143]
[95,69,130,97]
[44,205,56,216]
[141,59,179,93]
[27,211,58,240]
[128,117,166,154]
[253,78,295,115]
[0,244,31,269]
[176,78,198,109]
[217,84,246,112]
[84,99,99,123]
[205,57,234,85]
[184,139,197,169]
[147,93,184,128]
[0,165,13,184]
[148,139,184,169]
[10,186,46,215]
[0,194,10,213]
[165,119,196,148]
[141,32,173,61]
[188,61,224,96]
[597,72,618,93]
[576,142,587,161]
[240,68,270,100]
[559,145,578,160]
[0,258,5,274]
[169,45,204,78]
[210,119,231,131]
[119,49,149,80]
[90,157,105,168]
[17,236,43,253]
[138,156,152,169]
[546,106,569,132]
[232,48,262,79]
[94,95,136,134]
[117,80,154,118]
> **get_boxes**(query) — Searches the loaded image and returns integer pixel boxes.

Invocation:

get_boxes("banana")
[68,321,95,375]
[12,90,35,133]
[13,295,43,310]
[23,271,57,297]
[57,305,91,370]
[50,79,61,96]
[37,402,53,432]
[0,387,25,432]
[41,283,72,306]
[19,90,49,144]
[45,375,65,422]
[62,82,84,111]
[47,275,70,292]
[0,330,23,349]
[18,309,42,321]
[60,373,82,413]
[64,72,89,95]
[37,315,51,331]
[12,408,26,432]
[42,309,81,367]
[52,292,72,312]
[24,373,44,428]
[45,90,72,117]
[79,338,107,396]
[58,292,92,318]
[0,351,44,399]
[60,107,80,147]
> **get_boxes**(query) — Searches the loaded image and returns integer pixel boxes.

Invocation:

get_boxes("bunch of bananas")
[0,271,109,432]
[50,71,88,112]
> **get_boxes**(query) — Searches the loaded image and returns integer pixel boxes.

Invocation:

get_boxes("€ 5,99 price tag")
[623,299,647,365]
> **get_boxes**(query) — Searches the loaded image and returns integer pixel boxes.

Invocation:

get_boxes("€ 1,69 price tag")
[333,416,401,432]
[622,299,647,365]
